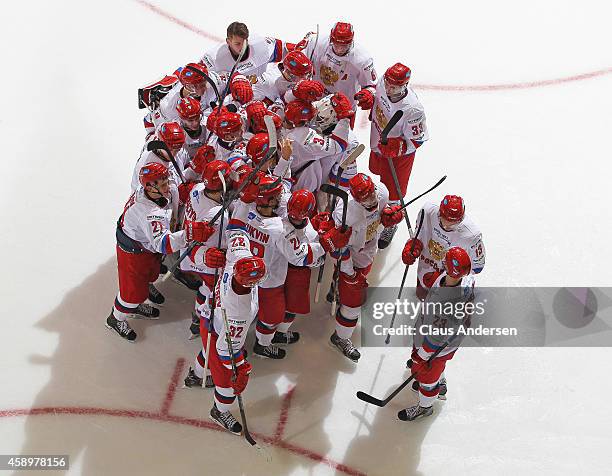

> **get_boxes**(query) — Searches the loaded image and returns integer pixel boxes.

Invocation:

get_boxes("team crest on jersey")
[428,239,446,261]
[320,65,339,86]
[365,218,381,242]
[375,105,388,130]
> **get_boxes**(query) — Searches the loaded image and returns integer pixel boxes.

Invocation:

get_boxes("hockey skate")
[437,377,448,400]
[148,284,165,305]
[253,340,286,359]
[272,330,300,345]
[398,404,433,421]
[210,404,242,435]
[106,312,137,342]
[172,269,201,291]
[188,311,200,339]
[129,303,160,319]
[330,331,361,362]
[378,224,398,249]
[184,367,214,388]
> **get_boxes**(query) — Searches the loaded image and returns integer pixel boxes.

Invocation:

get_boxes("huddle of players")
[108,21,487,432]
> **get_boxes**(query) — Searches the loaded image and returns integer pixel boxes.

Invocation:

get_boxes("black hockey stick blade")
[356,390,386,407]
[146,140,166,152]
[380,110,404,145]
[185,65,221,104]
[320,184,349,230]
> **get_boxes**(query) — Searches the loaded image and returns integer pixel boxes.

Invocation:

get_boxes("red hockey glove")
[380,204,404,227]
[401,238,423,265]
[311,211,334,233]
[410,350,431,375]
[230,74,253,104]
[184,220,215,243]
[232,360,252,395]
[320,226,352,253]
[378,136,408,159]
[354,88,374,110]
[205,247,226,268]
[178,181,196,205]
[292,80,325,102]
[331,93,355,120]
[191,145,216,174]
[422,271,441,289]
[206,107,228,133]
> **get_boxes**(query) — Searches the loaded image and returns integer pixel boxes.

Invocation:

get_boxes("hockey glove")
[378,136,408,159]
[402,238,423,265]
[205,247,226,268]
[311,211,334,234]
[354,88,374,110]
[185,220,215,243]
[380,204,404,227]
[232,360,252,395]
[292,79,325,102]
[230,74,253,104]
[178,181,196,205]
[191,145,216,174]
[320,226,352,253]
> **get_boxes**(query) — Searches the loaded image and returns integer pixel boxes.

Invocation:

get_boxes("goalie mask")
[313,94,338,134]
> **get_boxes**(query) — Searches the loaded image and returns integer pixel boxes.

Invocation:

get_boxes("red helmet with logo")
[439,195,465,223]
[283,51,313,79]
[158,122,186,150]
[256,175,283,206]
[202,160,231,191]
[139,162,169,187]
[330,22,354,45]
[234,256,267,287]
[284,100,315,126]
[179,63,208,86]
[444,247,471,279]
[176,97,202,121]
[215,112,243,141]
[349,173,375,202]
[288,189,316,221]
[246,133,270,164]
[384,63,412,86]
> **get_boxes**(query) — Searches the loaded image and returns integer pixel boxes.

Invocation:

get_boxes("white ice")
[1,1,612,475]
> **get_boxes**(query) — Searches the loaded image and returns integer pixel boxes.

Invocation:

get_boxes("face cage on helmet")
[438,211,462,231]
[331,41,353,57]
[384,79,407,101]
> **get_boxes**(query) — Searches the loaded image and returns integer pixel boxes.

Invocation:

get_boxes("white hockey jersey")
[130,137,188,193]
[251,63,293,103]
[179,185,228,275]
[332,183,390,274]
[416,202,485,288]
[200,35,284,80]
[370,80,429,156]
[302,34,377,104]
[118,187,184,254]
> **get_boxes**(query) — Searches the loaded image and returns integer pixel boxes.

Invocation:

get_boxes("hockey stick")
[380,110,404,146]
[319,184,349,316]
[356,339,452,407]
[396,175,447,212]
[202,170,227,387]
[147,140,186,184]
[384,209,424,345]
[220,308,257,446]
[185,65,221,106]
[314,144,365,303]
[163,115,278,280]
[309,25,319,62]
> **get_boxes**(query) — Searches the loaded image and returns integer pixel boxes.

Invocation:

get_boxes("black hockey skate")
[184,367,214,388]
[172,269,201,291]
[130,303,160,319]
[106,312,137,342]
[253,340,286,359]
[210,404,242,435]
[330,331,360,362]
[398,405,433,421]
[189,311,200,339]
[148,284,165,305]
[438,377,447,400]
[272,330,300,345]
[378,224,398,249]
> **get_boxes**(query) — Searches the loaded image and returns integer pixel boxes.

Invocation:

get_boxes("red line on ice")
[273,385,296,442]
[134,0,612,92]
[160,358,185,415]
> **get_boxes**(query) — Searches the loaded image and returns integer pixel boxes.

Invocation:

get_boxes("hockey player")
[282,99,350,192]
[300,22,377,120]
[107,163,215,341]
[319,173,403,361]
[176,97,208,160]
[206,110,249,171]
[398,247,474,421]
[202,227,267,434]
[402,195,485,301]
[367,62,429,249]
[199,21,284,80]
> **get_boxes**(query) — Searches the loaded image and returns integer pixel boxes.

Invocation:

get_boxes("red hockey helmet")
[179,63,208,86]
[284,100,315,126]
[330,22,354,45]
[256,175,283,206]
[202,160,231,191]
[439,195,465,223]
[288,189,316,221]
[444,247,471,279]
[349,173,375,202]
[176,96,202,121]
[246,133,270,164]
[139,162,169,187]
[282,51,313,80]
[158,122,186,150]
[384,63,412,86]
[233,164,253,191]
[268,112,282,130]
[234,256,267,287]
[215,112,243,142]
[245,100,268,132]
